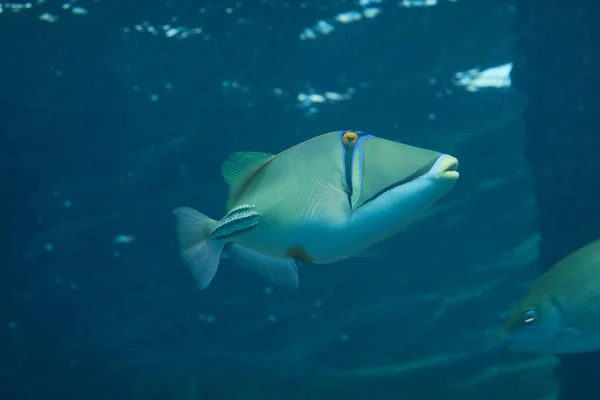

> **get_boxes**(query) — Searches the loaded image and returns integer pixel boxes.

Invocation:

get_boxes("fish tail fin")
[173,207,224,290]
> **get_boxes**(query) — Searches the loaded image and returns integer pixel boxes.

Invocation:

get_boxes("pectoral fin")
[226,243,300,289]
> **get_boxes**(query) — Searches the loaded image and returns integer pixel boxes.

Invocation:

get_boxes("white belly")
[233,220,354,263]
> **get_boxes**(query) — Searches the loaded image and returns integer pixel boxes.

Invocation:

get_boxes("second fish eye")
[523,309,538,324]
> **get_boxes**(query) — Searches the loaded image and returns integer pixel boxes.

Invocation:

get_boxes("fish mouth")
[436,155,459,180]
[353,153,459,209]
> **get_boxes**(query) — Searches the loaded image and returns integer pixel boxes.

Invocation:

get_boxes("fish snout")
[434,155,459,181]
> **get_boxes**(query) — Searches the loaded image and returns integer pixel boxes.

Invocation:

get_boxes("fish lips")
[434,154,460,181]
[372,154,459,200]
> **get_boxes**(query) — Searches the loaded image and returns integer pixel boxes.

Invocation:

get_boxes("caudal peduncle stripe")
[211,218,258,240]
[211,204,260,240]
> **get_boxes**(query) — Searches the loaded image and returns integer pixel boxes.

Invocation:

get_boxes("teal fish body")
[503,239,600,354]
[173,130,459,290]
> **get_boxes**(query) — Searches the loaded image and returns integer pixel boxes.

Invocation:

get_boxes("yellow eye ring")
[343,131,359,146]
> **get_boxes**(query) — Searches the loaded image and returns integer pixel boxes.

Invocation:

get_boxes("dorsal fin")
[221,151,275,208]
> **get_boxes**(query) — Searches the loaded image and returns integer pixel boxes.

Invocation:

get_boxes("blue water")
[2,1,553,399]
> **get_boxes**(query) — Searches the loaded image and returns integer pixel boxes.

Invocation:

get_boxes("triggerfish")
[503,238,600,353]
[173,130,459,290]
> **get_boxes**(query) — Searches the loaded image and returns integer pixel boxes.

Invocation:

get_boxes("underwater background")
[1,0,579,399]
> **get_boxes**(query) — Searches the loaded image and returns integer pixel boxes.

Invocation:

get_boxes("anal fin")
[226,243,300,289]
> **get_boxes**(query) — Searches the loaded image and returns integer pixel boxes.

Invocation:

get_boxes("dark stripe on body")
[343,142,354,203]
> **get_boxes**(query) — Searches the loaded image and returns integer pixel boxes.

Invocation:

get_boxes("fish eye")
[522,309,538,324]
[342,131,359,146]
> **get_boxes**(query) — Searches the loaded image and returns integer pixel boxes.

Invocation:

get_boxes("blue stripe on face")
[351,134,373,207]
[339,130,348,171]
[339,130,372,199]
[339,131,350,192]
[340,130,358,193]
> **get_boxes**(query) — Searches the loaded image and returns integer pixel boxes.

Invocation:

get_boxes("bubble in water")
[71,6,87,15]
[113,234,135,244]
